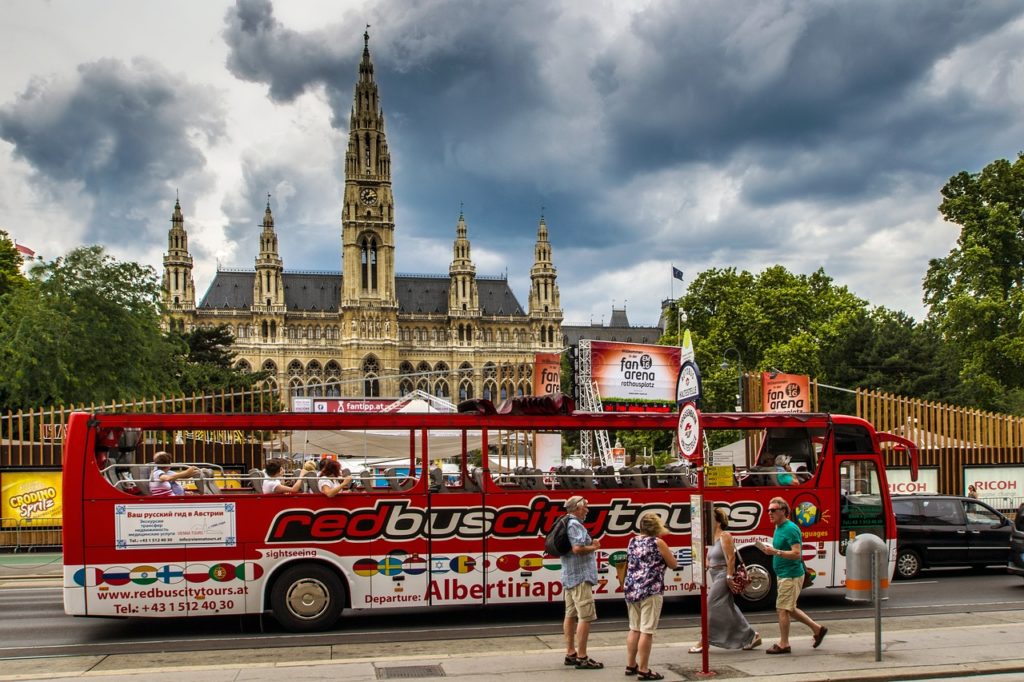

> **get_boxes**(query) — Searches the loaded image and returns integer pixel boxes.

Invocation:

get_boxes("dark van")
[892,494,1012,579]
[1009,502,1024,579]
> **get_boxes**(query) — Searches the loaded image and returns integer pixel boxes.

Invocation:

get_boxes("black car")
[1009,502,1024,579]
[892,494,1012,579]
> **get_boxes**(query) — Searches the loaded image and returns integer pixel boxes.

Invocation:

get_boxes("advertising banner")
[534,353,562,396]
[761,372,811,413]
[886,468,938,495]
[312,399,393,413]
[115,503,237,548]
[588,341,681,407]
[1,471,62,524]
[963,466,1024,503]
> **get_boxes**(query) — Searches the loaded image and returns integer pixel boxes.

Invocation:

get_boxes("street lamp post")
[677,307,687,346]
[720,347,743,412]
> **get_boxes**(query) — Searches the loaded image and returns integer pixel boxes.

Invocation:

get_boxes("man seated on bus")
[262,460,309,494]
[151,452,197,496]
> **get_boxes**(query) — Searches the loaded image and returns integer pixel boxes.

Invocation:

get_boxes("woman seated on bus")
[262,460,308,494]
[773,455,796,485]
[151,451,197,496]
[318,459,354,497]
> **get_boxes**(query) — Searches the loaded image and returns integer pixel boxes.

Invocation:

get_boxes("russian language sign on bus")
[761,372,810,413]
[588,341,681,408]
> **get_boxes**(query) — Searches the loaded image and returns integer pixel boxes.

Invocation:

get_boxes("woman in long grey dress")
[690,507,761,652]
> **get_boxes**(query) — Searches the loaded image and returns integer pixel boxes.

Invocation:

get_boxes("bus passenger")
[262,460,307,494]
[774,455,796,486]
[151,452,197,496]
[318,459,354,497]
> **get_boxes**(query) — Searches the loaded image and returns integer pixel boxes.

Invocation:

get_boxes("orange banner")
[534,353,562,396]
[589,341,681,404]
[761,372,810,413]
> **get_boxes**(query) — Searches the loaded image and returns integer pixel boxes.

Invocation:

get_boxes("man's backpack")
[544,515,573,556]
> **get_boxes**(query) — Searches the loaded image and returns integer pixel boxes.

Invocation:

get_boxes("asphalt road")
[1,567,1022,661]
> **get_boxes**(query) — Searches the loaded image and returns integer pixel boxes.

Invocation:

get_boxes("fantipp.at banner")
[1,471,62,524]
[588,341,681,406]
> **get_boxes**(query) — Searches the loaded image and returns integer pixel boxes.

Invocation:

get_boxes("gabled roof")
[198,271,525,316]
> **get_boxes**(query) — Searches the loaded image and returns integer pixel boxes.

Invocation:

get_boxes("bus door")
[427,429,486,606]
[834,456,888,579]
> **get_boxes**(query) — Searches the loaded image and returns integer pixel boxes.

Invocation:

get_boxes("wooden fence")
[856,388,1024,497]
[0,387,279,469]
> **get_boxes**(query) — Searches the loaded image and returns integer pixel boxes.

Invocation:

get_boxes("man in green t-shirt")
[763,497,827,655]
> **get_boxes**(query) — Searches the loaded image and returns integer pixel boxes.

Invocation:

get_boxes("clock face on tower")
[359,188,378,206]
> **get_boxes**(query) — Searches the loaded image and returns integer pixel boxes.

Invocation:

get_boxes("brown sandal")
[766,643,791,655]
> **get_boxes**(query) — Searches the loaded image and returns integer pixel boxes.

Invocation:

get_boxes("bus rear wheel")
[735,553,776,610]
[270,564,345,632]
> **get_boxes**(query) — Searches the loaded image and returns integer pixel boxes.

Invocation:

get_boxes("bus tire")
[735,553,776,610]
[895,548,921,580]
[270,563,345,632]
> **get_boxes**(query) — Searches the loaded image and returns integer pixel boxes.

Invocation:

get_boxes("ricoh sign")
[887,468,938,494]
[964,466,1024,498]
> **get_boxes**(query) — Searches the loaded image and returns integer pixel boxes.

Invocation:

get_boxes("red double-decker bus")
[62,407,917,631]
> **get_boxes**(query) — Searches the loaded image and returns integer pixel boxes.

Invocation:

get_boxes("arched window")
[289,377,305,397]
[362,355,380,397]
[360,235,379,291]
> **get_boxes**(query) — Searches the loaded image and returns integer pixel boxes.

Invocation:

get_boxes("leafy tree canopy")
[0,230,27,299]
[0,246,179,410]
[924,153,1024,412]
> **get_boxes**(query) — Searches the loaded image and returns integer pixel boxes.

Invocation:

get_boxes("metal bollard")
[845,533,889,661]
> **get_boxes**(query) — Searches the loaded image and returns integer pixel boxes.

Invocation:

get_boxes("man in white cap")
[561,495,603,669]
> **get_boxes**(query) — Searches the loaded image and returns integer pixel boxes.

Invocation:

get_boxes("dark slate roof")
[198,270,525,316]
[198,271,341,312]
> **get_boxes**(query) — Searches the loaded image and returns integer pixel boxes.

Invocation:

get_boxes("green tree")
[672,265,868,414]
[0,246,179,410]
[0,230,27,299]
[924,153,1024,412]
[171,324,273,410]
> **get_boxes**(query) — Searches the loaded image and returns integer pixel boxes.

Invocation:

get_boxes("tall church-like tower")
[161,196,195,333]
[341,30,398,340]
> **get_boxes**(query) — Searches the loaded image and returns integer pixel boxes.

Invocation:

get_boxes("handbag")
[728,555,751,595]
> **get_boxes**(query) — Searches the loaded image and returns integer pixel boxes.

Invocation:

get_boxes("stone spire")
[161,195,196,329]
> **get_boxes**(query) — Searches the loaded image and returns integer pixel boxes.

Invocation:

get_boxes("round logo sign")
[676,361,701,403]
[677,402,701,460]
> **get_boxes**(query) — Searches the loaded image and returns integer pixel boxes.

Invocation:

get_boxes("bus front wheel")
[270,564,346,632]
[735,553,776,610]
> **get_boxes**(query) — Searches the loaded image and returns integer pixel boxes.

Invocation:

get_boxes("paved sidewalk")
[1,604,1022,682]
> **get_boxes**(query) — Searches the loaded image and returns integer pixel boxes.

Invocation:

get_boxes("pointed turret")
[253,195,286,316]
[448,207,480,320]
[529,212,562,347]
[161,195,196,332]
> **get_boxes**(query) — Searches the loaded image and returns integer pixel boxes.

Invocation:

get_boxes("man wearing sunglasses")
[763,497,827,654]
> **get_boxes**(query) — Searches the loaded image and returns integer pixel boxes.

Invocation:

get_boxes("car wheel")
[735,552,776,610]
[895,548,921,580]
[270,563,345,632]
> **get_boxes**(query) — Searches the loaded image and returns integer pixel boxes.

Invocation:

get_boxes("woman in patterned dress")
[623,512,678,680]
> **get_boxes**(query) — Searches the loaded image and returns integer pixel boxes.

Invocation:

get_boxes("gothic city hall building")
[161,32,562,405]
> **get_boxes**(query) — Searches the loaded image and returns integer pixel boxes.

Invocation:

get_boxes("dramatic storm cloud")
[2,0,1023,325]
[0,57,225,246]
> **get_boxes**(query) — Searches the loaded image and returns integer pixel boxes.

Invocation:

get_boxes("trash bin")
[845,532,889,602]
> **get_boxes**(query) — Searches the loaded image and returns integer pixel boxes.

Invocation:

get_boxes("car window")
[892,498,919,524]
[964,501,1002,527]
[919,498,964,525]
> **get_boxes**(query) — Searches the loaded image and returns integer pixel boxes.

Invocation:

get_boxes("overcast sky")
[2,0,1022,328]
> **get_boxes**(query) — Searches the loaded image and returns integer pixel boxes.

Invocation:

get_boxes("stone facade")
[161,31,562,405]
